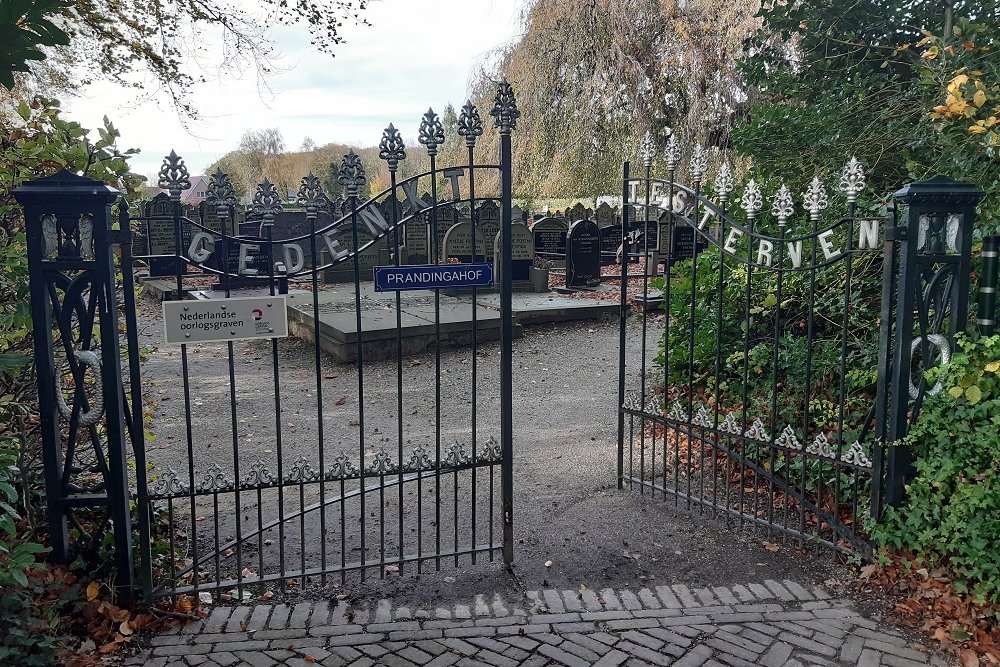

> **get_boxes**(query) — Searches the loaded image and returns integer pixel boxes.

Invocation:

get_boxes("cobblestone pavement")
[132,580,950,667]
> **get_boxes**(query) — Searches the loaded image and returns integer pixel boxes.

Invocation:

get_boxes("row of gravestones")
[532,216,707,267]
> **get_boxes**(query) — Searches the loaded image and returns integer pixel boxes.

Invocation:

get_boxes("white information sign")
[163,296,288,344]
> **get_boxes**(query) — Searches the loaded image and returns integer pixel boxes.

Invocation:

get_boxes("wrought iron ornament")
[839,157,866,203]
[457,101,484,147]
[803,176,829,221]
[378,123,406,171]
[771,184,795,225]
[491,79,519,135]
[295,172,330,213]
[714,163,735,203]
[206,168,237,210]
[338,150,366,198]
[639,131,656,168]
[740,179,763,219]
[663,133,681,171]
[158,150,191,199]
[251,178,283,223]
[418,109,445,156]
[689,144,708,182]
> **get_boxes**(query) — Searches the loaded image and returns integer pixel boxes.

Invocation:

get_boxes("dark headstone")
[532,217,567,258]
[567,219,601,287]
[599,224,622,265]
[143,194,187,276]
[403,214,429,264]
[668,223,709,264]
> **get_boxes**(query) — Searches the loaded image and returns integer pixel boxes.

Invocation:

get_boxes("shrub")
[873,335,1000,604]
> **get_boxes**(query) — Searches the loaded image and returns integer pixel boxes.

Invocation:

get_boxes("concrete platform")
[140,277,197,301]
[285,286,520,363]
[475,292,618,324]
[175,282,617,362]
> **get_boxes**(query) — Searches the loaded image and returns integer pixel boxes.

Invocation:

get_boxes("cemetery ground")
[132,289,948,666]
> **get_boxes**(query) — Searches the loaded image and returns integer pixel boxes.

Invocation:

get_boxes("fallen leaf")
[119,621,132,636]
[305,657,317,663]
[87,581,100,601]
[763,541,779,552]
[259,590,274,601]
[335,396,347,405]
[961,649,980,667]
[544,560,553,568]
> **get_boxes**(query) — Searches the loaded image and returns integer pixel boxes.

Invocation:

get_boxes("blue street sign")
[373,263,494,292]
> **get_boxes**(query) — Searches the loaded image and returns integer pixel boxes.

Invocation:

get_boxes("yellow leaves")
[973,89,988,108]
[922,45,939,60]
[86,581,100,601]
[985,361,1000,374]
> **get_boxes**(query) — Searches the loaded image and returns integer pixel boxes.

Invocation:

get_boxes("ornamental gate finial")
[296,172,330,215]
[338,150,366,198]
[158,150,191,200]
[378,124,406,172]
[458,101,484,148]
[639,131,656,168]
[418,109,445,156]
[491,79,519,135]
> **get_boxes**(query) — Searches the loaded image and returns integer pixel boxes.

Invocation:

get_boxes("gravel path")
[138,292,847,610]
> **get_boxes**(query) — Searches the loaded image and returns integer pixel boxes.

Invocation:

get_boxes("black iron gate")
[18,81,520,602]
[615,134,982,556]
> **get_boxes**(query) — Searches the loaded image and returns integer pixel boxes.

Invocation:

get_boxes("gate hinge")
[884,225,907,242]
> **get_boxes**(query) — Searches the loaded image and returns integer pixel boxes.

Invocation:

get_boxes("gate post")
[14,171,136,599]
[875,176,983,513]
[492,79,519,568]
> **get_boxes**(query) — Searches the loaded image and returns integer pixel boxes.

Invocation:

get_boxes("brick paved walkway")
[133,580,948,667]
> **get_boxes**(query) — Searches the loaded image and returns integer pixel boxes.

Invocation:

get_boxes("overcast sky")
[63,0,524,182]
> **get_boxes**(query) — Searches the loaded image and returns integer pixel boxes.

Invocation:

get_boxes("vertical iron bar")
[498,90,516,569]
[226,206,244,596]
[467,146,479,563]
[118,203,152,601]
[979,236,999,334]
[308,206,328,584]
[617,163,629,488]
[349,186,367,578]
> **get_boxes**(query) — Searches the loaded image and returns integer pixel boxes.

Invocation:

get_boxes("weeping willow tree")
[466,0,760,199]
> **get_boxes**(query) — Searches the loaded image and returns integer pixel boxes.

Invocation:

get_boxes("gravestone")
[567,203,587,224]
[595,202,616,228]
[532,217,567,258]
[511,205,525,224]
[322,223,380,283]
[142,194,186,277]
[493,223,534,286]
[430,203,459,260]
[403,214,429,264]
[668,223,709,265]
[476,201,501,262]
[566,219,601,288]
[441,221,476,263]
[599,224,623,265]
